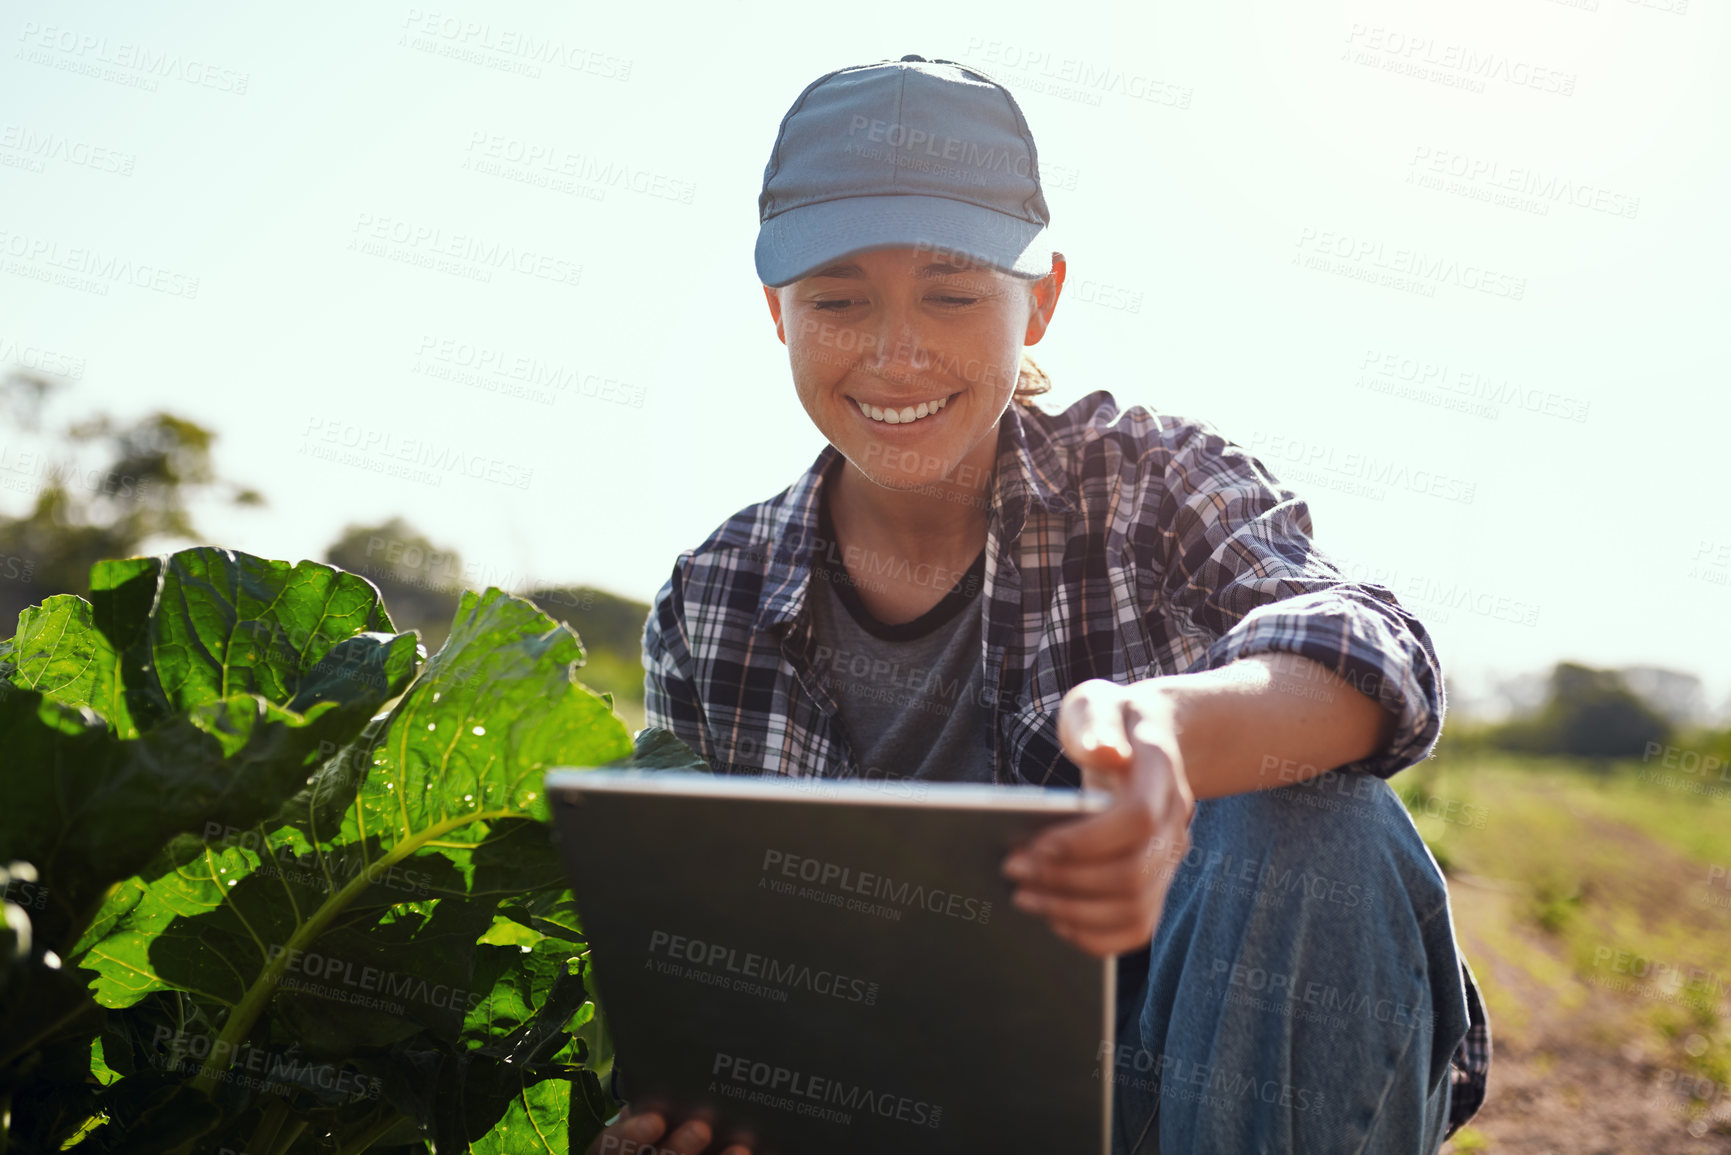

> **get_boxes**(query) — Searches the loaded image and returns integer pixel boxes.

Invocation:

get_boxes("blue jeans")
[1109,770,1469,1154]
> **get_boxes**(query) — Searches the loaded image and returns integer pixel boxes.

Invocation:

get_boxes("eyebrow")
[806,261,986,280]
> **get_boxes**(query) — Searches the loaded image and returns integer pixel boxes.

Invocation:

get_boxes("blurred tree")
[1618,665,1706,727]
[1491,661,1673,759]
[0,370,261,627]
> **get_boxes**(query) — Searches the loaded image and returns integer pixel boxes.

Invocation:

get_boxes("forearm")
[1135,652,1397,800]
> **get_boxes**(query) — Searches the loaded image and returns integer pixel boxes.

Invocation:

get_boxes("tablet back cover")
[549,772,1114,1155]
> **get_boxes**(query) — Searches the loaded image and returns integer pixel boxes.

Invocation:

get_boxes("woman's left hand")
[1001,678,1196,956]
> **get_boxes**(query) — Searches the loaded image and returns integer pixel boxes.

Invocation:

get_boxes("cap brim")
[755,194,1051,287]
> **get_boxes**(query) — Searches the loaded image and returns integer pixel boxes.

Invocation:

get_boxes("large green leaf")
[91,547,403,734]
[3,553,633,1153]
[0,663,416,956]
[327,587,632,852]
[1,595,134,731]
[0,547,421,953]
[77,588,630,1087]
[615,725,710,772]
[466,1075,572,1155]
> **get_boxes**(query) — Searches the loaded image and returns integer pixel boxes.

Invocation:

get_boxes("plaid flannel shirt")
[642,389,1488,1134]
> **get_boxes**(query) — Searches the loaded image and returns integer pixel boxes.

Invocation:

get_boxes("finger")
[1023,732,1186,864]
[1011,844,1176,900]
[664,1119,714,1155]
[1021,782,1168,865]
[1052,916,1169,958]
[1016,885,1158,931]
[1057,680,1132,770]
[589,1110,667,1155]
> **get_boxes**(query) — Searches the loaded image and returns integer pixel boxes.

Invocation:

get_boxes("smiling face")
[764,246,1063,493]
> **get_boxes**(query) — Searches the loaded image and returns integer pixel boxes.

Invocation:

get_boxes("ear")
[1023,252,1067,347]
[763,284,787,345]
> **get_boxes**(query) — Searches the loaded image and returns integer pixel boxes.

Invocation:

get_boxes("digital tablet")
[546,769,1116,1155]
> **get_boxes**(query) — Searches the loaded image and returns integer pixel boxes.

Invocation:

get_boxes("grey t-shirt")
[807,491,996,784]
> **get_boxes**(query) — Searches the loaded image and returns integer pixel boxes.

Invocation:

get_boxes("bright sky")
[2,0,1727,718]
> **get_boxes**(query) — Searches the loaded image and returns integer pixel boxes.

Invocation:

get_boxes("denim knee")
[1121,770,1470,1153]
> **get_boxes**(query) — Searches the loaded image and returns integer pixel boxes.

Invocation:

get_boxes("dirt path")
[1440,874,1731,1153]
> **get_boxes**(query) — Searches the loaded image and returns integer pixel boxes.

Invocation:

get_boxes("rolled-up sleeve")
[642,557,714,764]
[1145,419,1445,779]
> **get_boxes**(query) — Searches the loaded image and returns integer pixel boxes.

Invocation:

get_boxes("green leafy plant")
[0,547,699,1153]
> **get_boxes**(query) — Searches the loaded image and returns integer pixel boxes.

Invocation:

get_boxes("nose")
[864,302,928,378]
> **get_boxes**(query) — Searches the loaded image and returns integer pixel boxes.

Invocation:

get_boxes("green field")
[1401,749,1731,1151]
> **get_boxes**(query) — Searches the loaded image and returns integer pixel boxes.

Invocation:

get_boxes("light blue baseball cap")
[754,55,1054,288]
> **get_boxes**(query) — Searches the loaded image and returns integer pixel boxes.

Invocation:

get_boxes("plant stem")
[334,1110,405,1155]
[245,1096,290,1154]
[267,1119,308,1155]
[189,807,516,1095]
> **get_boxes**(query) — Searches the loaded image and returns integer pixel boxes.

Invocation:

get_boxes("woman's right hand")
[586,1103,754,1155]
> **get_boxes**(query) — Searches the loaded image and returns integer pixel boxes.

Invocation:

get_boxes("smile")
[854,394,953,425]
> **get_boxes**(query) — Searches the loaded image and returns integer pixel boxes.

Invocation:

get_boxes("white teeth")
[855,395,952,424]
